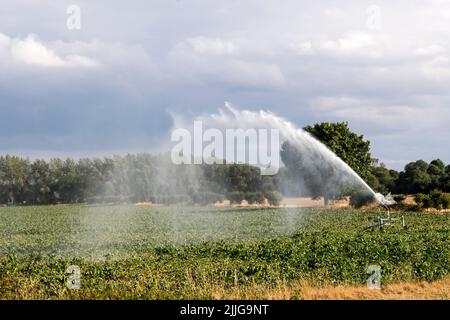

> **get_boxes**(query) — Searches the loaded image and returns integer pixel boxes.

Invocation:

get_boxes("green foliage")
[227,191,245,204]
[441,193,450,209]
[414,191,450,210]
[422,194,432,208]
[349,190,374,208]
[0,205,448,299]
[368,159,450,196]
[303,122,373,180]
[428,159,446,190]
[0,154,280,206]
[369,163,399,194]
[414,193,425,206]
[280,122,373,201]
[244,192,265,204]
[264,191,283,206]
[396,160,432,194]
[430,190,443,209]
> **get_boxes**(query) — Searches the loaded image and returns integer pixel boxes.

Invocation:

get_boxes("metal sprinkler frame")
[367,205,407,231]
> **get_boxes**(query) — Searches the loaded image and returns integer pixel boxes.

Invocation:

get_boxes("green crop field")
[0,205,448,299]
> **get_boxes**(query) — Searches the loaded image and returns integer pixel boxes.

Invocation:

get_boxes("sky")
[1,0,450,170]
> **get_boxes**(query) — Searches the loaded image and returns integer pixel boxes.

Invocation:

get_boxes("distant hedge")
[415,191,450,210]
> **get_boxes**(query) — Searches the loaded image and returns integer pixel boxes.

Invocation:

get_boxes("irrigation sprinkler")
[366,194,407,231]
[366,205,407,231]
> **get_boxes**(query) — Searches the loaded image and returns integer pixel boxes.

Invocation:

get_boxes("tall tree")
[428,159,446,190]
[29,159,51,204]
[303,122,372,179]
[396,160,432,194]
[443,165,450,192]
[280,122,373,203]
[369,163,399,194]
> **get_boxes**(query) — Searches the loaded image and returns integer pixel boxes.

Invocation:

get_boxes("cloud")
[416,44,446,56]
[306,94,450,169]
[321,32,378,55]
[0,33,97,67]
[324,7,345,19]
[308,95,445,134]
[1,0,450,168]
[422,55,450,80]
[169,36,284,88]
[176,37,238,56]
[289,41,314,55]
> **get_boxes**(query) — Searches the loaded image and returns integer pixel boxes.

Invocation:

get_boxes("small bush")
[264,191,283,206]
[422,194,432,208]
[227,191,245,204]
[414,193,425,207]
[349,190,374,208]
[430,190,442,208]
[440,193,450,209]
[404,192,450,211]
[245,192,265,204]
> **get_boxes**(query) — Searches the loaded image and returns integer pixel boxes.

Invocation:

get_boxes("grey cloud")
[0,0,450,169]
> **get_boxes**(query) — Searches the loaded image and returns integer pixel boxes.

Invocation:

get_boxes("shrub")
[227,191,245,204]
[422,194,432,208]
[413,192,450,210]
[349,190,374,208]
[264,191,283,206]
[440,193,450,209]
[430,190,442,208]
[414,193,425,207]
[245,192,265,204]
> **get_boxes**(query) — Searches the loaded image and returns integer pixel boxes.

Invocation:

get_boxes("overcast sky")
[1,0,450,169]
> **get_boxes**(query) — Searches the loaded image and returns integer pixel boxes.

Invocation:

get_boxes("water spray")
[174,103,409,232]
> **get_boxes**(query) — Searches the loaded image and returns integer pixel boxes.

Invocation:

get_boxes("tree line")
[0,154,280,205]
[369,159,450,195]
[1,122,449,206]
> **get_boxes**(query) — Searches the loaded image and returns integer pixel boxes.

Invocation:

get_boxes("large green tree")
[368,162,399,194]
[443,165,450,192]
[428,159,446,190]
[280,122,373,204]
[395,159,448,194]
[396,160,432,194]
[303,122,372,179]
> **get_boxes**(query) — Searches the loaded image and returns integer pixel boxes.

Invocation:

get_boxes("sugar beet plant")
[0,206,448,299]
